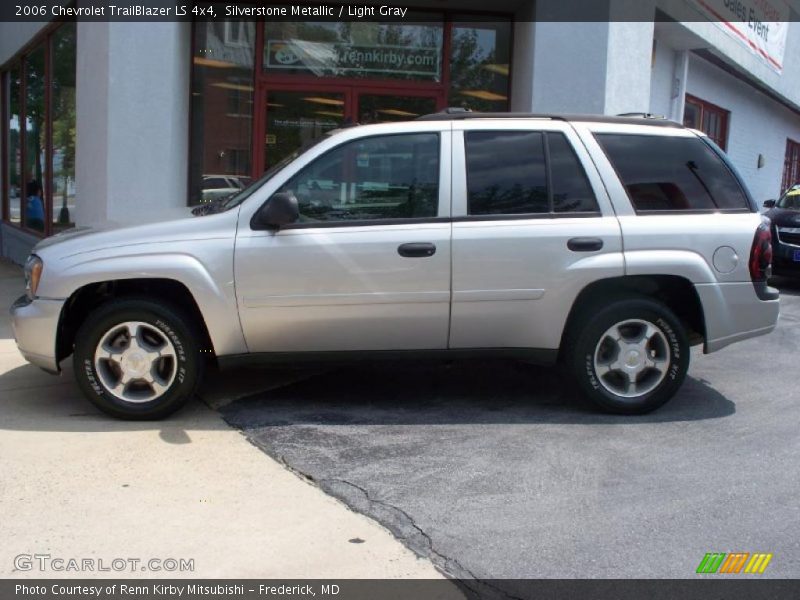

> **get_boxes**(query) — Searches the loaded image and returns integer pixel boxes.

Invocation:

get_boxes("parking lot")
[220,278,800,590]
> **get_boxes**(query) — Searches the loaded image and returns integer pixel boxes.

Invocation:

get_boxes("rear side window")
[466,131,548,215]
[465,131,599,216]
[595,134,749,212]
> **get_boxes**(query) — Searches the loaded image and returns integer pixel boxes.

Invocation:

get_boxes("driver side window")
[277,133,440,223]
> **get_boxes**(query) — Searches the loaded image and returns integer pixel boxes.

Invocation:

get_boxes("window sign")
[264,21,444,81]
[266,40,441,79]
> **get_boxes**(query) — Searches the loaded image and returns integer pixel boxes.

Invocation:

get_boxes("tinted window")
[548,133,599,213]
[466,131,547,215]
[596,134,749,211]
[277,133,439,223]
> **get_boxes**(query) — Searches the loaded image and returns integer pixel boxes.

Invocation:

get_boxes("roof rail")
[616,112,667,119]
[416,108,683,128]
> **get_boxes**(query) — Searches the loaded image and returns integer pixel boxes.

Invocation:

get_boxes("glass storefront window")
[51,23,77,232]
[264,18,444,82]
[449,20,511,112]
[190,19,255,205]
[24,45,46,232]
[189,13,512,205]
[7,67,22,226]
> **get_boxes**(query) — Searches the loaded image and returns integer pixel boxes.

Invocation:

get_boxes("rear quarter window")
[464,130,600,216]
[595,134,750,212]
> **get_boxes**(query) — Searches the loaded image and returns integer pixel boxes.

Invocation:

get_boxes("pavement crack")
[320,478,524,600]
[228,427,524,600]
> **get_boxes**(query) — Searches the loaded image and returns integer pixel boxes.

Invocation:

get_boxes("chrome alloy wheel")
[592,319,671,398]
[93,321,177,403]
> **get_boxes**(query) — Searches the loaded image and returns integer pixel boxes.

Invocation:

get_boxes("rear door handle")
[567,237,604,252]
[398,242,436,258]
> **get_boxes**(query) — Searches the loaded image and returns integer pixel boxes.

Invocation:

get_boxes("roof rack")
[416,108,682,128]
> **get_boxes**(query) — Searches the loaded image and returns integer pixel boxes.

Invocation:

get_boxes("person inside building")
[25,179,44,231]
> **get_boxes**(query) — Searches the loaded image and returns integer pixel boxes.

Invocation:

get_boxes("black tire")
[565,297,690,415]
[72,298,203,420]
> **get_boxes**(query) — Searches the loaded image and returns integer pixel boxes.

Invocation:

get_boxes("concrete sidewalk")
[0,259,449,582]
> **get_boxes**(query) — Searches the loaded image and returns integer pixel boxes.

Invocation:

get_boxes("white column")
[604,21,656,115]
[670,50,690,123]
[519,0,656,116]
[75,22,191,227]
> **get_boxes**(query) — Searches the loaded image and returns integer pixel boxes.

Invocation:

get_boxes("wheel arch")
[56,278,216,366]
[559,275,706,361]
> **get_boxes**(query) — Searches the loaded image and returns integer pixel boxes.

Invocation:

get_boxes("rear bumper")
[9,295,64,374]
[695,282,780,353]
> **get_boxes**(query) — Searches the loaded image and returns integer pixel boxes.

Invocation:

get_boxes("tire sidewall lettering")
[155,318,186,363]
[584,353,600,389]
[655,317,681,380]
[83,358,104,397]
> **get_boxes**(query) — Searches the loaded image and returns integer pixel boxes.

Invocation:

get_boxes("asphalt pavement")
[221,279,800,593]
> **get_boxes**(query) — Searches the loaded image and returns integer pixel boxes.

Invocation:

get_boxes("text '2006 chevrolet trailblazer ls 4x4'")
[11,112,780,419]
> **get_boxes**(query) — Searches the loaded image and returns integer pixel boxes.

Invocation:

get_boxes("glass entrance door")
[258,86,441,173]
[262,88,347,171]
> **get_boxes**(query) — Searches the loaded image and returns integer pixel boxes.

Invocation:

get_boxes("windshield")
[218,131,345,212]
[777,186,800,210]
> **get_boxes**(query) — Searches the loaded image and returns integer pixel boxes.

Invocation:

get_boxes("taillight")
[749,218,773,282]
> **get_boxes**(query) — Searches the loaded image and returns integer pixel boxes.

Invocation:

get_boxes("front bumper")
[694,282,780,354]
[772,243,800,276]
[771,224,800,275]
[10,295,65,374]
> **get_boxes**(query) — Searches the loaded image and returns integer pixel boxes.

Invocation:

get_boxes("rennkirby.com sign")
[266,40,441,79]
[690,0,790,73]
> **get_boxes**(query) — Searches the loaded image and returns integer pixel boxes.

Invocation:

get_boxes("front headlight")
[24,255,43,299]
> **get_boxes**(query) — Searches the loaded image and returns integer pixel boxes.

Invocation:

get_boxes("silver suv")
[11,112,780,419]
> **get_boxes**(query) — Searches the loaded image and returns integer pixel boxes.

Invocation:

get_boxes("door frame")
[254,81,351,178]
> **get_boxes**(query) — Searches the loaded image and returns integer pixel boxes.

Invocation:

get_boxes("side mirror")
[763,199,776,208]
[253,192,299,230]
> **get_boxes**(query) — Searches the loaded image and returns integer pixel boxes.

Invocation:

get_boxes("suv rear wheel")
[566,297,689,414]
[73,298,203,420]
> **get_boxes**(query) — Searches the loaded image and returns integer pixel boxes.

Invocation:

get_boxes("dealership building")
[1,0,800,263]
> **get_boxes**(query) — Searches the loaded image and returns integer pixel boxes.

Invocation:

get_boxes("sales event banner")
[689,0,790,73]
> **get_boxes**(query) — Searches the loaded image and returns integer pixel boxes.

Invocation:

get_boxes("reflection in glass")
[449,20,511,112]
[25,45,46,232]
[278,133,440,222]
[265,91,345,170]
[264,19,443,81]
[7,67,22,225]
[358,94,437,124]
[52,23,76,231]
[190,19,255,206]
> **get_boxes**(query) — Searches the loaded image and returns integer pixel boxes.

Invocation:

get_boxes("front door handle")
[398,242,436,258]
[567,237,604,252]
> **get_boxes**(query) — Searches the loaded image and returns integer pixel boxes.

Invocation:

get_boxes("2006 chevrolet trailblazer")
[11,112,780,419]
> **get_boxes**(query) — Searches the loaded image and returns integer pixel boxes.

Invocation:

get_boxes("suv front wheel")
[73,298,203,420]
[566,298,690,414]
